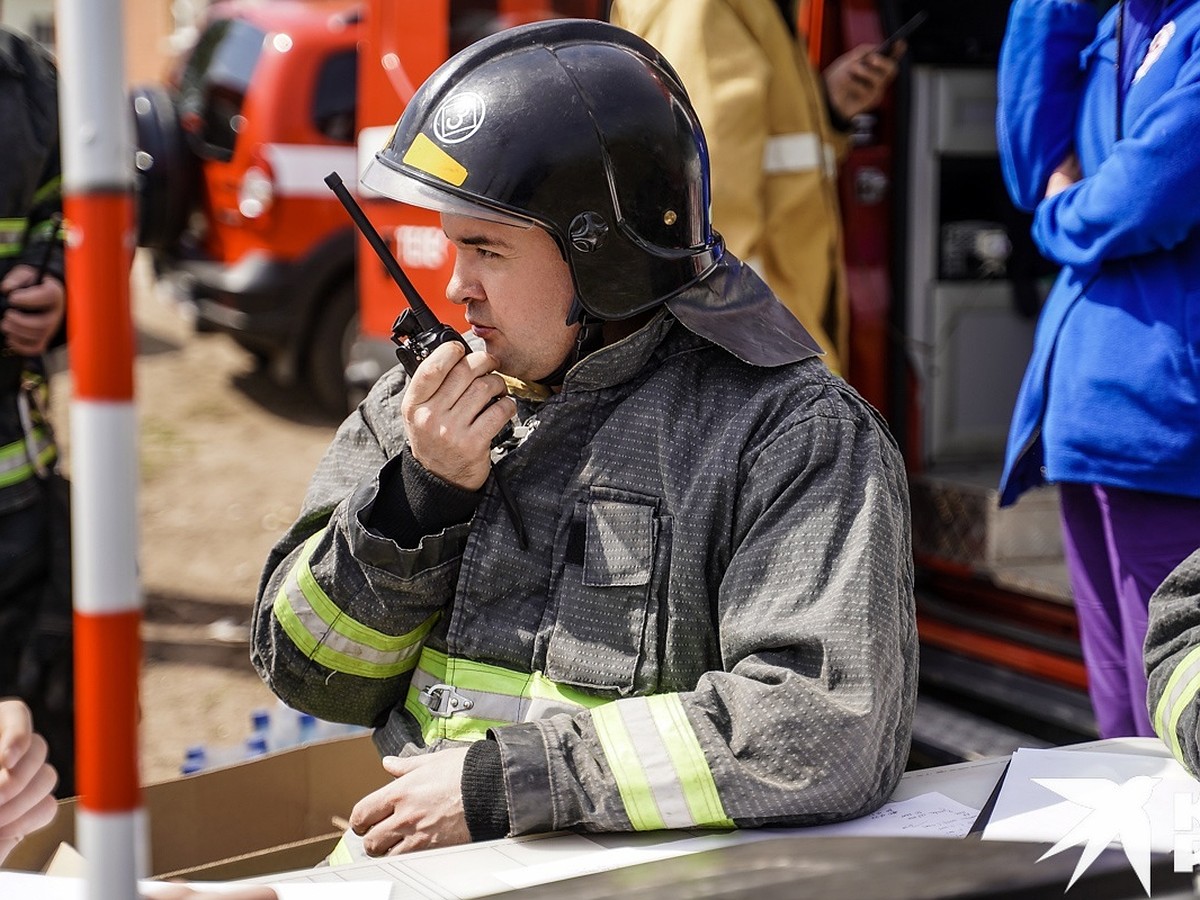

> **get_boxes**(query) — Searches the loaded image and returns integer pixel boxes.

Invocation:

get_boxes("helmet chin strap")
[540,294,603,388]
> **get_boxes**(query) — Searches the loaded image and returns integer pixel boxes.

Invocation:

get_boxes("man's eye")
[475,247,500,260]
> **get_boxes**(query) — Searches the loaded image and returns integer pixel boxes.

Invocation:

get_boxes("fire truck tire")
[306,282,357,418]
[130,84,196,250]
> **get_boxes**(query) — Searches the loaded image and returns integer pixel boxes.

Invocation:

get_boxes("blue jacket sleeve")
[1033,42,1200,266]
[997,0,1099,211]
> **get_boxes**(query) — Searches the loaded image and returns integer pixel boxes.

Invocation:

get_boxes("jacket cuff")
[491,722,555,835]
[365,448,482,545]
[462,739,510,841]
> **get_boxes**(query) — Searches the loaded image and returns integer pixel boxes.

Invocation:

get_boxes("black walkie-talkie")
[324,172,469,377]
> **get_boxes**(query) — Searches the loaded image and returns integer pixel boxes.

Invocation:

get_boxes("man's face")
[442,213,579,383]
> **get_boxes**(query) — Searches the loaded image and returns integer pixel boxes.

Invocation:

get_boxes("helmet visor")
[361,154,534,229]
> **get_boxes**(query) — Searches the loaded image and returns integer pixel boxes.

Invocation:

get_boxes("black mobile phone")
[876,10,927,55]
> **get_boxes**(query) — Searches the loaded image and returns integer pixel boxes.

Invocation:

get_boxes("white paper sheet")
[0,873,394,900]
[493,792,980,890]
[251,791,978,897]
[981,746,1200,853]
[800,791,980,839]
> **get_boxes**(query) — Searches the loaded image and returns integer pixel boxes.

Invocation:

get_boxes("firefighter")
[251,20,915,853]
[1147,548,1200,776]
[0,27,74,798]
[996,0,1200,739]
[609,0,902,376]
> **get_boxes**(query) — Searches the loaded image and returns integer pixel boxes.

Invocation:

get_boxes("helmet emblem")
[434,92,487,144]
[569,212,609,253]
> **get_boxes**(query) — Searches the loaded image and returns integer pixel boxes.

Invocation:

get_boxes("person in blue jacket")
[996,0,1200,738]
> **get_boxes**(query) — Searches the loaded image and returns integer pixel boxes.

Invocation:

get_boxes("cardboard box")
[6,733,391,881]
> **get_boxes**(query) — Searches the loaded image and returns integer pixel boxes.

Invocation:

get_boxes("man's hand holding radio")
[401,341,516,491]
[0,264,64,357]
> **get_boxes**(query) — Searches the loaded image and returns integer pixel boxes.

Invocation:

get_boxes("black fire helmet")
[360,18,724,323]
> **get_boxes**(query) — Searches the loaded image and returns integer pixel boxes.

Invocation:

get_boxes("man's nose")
[445,263,475,306]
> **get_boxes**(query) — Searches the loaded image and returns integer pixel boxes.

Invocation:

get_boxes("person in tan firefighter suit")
[251,20,916,854]
[609,0,902,377]
[0,26,74,799]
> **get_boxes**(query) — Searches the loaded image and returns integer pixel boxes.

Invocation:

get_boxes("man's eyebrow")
[457,233,515,250]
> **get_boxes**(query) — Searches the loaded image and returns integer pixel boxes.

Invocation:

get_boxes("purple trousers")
[1059,483,1200,738]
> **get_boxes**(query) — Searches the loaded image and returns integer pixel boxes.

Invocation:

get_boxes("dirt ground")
[49,251,344,784]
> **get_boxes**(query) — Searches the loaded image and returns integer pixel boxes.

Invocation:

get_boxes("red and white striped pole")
[56,0,144,896]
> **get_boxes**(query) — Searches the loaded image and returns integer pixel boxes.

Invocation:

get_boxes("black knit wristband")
[461,739,510,841]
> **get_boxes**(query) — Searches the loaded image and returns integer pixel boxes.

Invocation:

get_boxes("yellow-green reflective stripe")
[593,695,731,832]
[0,437,31,461]
[409,666,586,722]
[0,431,56,488]
[26,222,62,242]
[405,691,508,743]
[273,531,437,679]
[1156,645,1200,763]
[0,245,20,258]
[30,176,62,207]
[592,701,666,831]
[403,647,610,744]
[646,695,731,827]
[414,647,607,709]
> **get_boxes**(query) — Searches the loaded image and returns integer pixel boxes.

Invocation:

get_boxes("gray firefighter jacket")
[1146,548,1200,775]
[251,256,917,836]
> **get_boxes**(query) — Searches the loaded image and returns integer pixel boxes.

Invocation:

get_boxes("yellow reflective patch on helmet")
[403,133,468,187]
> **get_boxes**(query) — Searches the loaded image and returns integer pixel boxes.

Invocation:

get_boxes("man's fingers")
[404,343,504,414]
[360,811,435,857]
[0,785,57,840]
[886,38,908,61]
[403,340,468,406]
[457,372,509,424]
[348,775,404,836]
[363,818,408,857]
[441,351,506,410]
[405,351,509,438]
[2,309,57,345]
[0,747,57,836]
[0,732,47,808]
[0,736,55,821]
[0,700,34,771]
[0,264,39,294]
[381,755,409,777]
[5,280,62,312]
[472,395,517,442]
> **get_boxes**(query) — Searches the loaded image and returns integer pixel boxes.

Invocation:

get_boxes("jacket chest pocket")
[544,490,670,696]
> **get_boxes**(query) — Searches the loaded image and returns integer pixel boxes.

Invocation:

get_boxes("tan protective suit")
[610,0,850,373]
